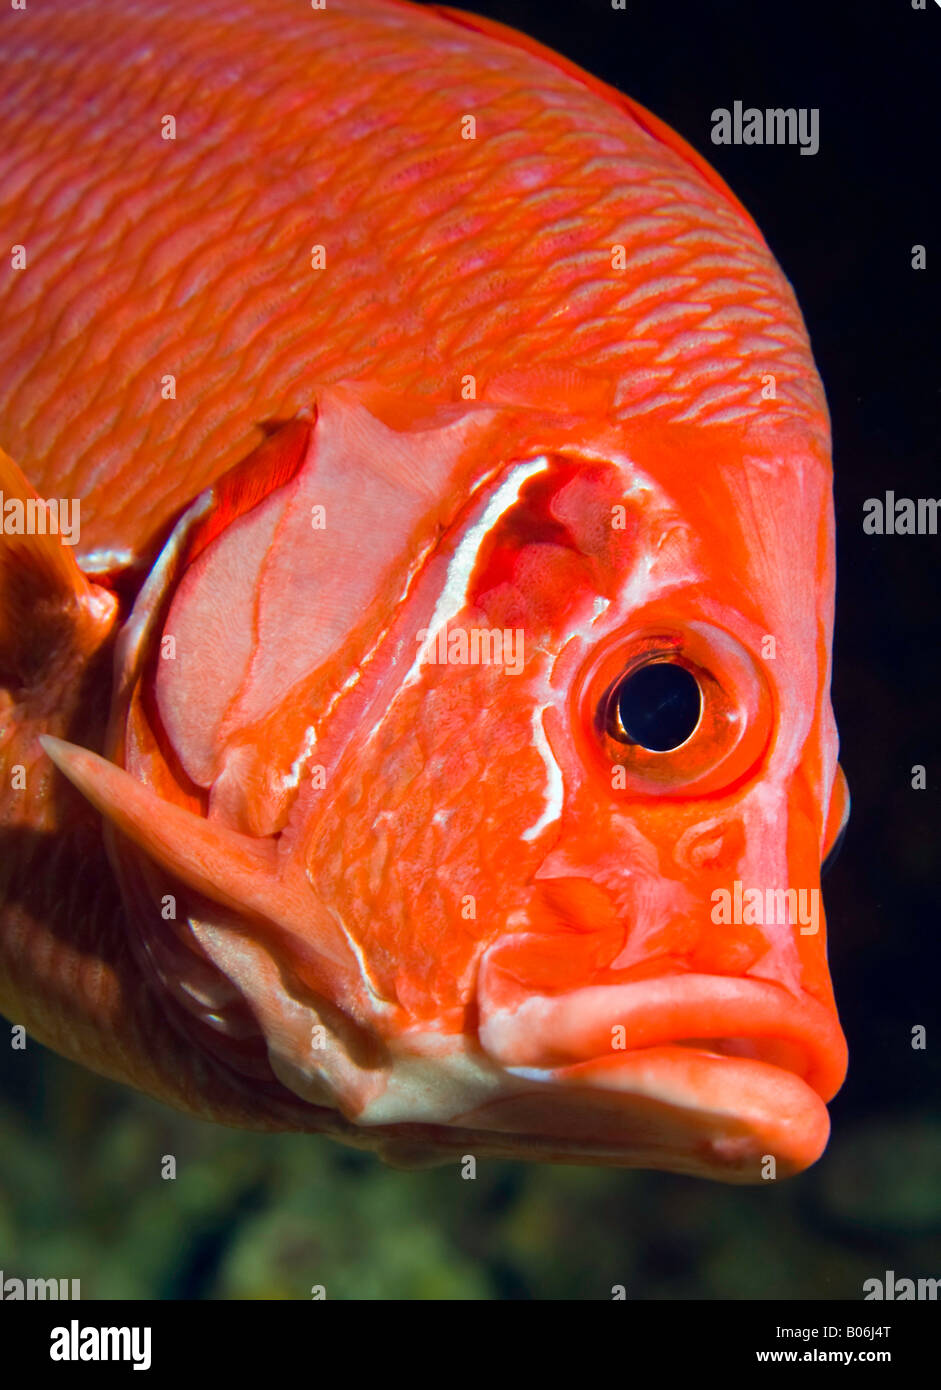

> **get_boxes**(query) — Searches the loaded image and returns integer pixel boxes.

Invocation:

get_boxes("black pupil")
[617,662,702,752]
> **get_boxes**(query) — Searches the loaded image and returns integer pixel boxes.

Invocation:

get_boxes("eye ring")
[603,658,703,753]
[574,618,774,798]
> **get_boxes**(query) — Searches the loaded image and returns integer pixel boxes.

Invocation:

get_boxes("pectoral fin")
[40,734,280,917]
[39,734,360,994]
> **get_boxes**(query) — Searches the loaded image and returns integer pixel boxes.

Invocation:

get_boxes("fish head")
[46,385,848,1181]
[446,408,850,1179]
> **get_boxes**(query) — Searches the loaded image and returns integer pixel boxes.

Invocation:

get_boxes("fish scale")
[0,0,822,566]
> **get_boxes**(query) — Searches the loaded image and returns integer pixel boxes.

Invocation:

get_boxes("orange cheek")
[301,663,554,1022]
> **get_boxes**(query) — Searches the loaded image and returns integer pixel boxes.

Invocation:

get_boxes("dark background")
[0,0,938,1298]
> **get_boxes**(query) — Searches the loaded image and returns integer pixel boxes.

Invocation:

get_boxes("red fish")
[0,0,849,1180]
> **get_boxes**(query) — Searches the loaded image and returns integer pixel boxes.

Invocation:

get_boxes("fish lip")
[458,1047,834,1181]
[477,969,848,1107]
[471,964,847,1177]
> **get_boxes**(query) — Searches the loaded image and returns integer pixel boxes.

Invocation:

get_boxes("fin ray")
[40,735,279,917]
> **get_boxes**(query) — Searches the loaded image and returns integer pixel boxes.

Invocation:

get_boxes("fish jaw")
[458,1052,832,1182]
[469,964,844,1180]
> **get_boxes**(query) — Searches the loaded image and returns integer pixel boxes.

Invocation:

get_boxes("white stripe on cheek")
[521,704,565,842]
[403,455,551,688]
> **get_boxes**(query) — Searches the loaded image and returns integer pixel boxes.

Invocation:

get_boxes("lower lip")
[456,1045,833,1181]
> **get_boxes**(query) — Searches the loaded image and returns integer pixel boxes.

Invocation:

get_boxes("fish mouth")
[469,969,848,1181]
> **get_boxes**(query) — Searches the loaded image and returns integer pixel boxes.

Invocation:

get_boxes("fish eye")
[609,661,702,752]
[578,620,774,797]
